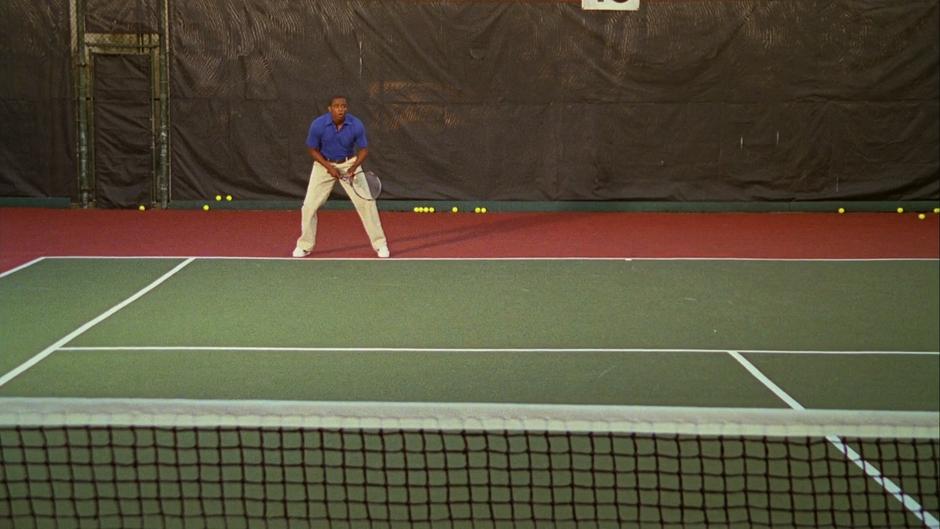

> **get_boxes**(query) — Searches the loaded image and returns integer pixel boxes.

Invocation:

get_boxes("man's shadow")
[314,209,572,257]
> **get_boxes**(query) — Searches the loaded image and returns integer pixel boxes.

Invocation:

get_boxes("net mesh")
[1,400,938,529]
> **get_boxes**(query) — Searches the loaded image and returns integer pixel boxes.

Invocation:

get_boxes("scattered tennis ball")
[451,207,458,213]
[138,205,146,211]
[918,213,926,220]
[413,206,419,213]
[934,207,939,214]
[225,194,233,201]
[896,207,904,213]
[474,207,481,213]
[481,207,487,213]
[215,194,222,201]
[202,204,210,211]
[837,207,845,214]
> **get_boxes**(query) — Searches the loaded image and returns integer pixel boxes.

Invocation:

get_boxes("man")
[293,95,389,258]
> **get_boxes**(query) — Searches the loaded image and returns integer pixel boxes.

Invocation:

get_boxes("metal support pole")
[157,0,171,208]
[72,0,91,207]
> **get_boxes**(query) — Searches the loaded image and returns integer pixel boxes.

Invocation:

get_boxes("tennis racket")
[339,169,382,201]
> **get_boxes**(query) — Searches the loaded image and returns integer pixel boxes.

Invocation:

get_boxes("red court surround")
[1,208,938,273]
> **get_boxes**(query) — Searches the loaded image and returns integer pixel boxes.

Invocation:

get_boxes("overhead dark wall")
[1,1,938,203]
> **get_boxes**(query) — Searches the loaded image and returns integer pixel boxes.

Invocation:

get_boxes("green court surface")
[1,257,938,529]
[1,257,938,407]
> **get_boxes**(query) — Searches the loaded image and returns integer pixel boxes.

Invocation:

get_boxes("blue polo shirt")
[305,113,368,161]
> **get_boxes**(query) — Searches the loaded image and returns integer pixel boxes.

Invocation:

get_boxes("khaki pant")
[295,158,387,252]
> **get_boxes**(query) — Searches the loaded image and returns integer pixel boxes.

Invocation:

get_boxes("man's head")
[328,96,348,123]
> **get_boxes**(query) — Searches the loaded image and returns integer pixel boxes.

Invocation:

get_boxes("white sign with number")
[581,0,640,11]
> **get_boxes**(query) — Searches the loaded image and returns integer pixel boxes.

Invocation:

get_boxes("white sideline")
[5,255,940,262]
[0,256,46,279]
[728,351,939,529]
[0,258,195,388]
[56,346,940,356]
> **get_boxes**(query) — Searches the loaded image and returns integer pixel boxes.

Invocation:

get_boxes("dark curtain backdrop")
[1,0,937,202]
[0,2,74,198]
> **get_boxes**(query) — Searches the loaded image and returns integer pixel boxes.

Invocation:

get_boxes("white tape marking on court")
[0,258,195,389]
[728,351,939,529]
[28,255,940,262]
[0,256,46,279]
[2,397,936,438]
[55,346,940,356]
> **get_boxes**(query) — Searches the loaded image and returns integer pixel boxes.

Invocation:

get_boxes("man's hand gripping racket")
[338,168,382,201]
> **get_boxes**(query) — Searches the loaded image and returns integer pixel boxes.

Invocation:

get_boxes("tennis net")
[1,398,938,529]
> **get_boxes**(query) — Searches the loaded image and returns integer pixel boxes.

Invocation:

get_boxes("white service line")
[0,258,194,388]
[55,346,940,356]
[0,256,46,279]
[23,255,940,262]
[728,351,939,529]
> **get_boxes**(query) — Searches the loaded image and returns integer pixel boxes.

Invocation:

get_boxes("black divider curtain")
[166,0,940,202]
[0,2,74,198]
[0,0,937,203]
[92,54,153,208]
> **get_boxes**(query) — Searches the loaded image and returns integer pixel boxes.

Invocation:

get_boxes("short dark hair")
[329,95,348,106]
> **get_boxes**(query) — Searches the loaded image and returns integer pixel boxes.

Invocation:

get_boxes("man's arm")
[350,147,368,175]
[308,148,342,179]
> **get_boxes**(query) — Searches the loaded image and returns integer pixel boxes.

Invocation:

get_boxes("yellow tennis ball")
[226,195,233,201]
[215,195,222,201]
[451,207,458,213]
[429,207,435,213]
[474,207,481,213]
[481,207,487,213]
[202,204,210,211]
[918,213,926,220]
[896,207,904,213]
[837,207,845,214]
[138,205,146,211]
[934,207,939,214]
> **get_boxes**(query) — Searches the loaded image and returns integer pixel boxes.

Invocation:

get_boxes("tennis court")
[1,255,938,528]
[2,0,940,527]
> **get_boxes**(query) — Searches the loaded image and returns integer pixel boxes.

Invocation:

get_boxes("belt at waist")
[324,157,353,163]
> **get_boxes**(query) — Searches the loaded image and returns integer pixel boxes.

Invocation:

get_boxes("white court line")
[0,256,46,279]
[728,351,939,529]
[17,255,940,262]
[0,258,195,389]
[56,346,940,356]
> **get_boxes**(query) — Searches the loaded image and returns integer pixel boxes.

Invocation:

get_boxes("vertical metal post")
[72,0,91,207]
[157,0,171,208]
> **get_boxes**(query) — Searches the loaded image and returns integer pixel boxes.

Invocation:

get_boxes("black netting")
[2,425,938,528]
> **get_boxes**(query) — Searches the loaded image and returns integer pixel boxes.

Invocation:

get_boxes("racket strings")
[364,172,382,198]
[340,171,381,200]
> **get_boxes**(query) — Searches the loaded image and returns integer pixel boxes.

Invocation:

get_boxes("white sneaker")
[376,246,390,258]
[292,247,310,258]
